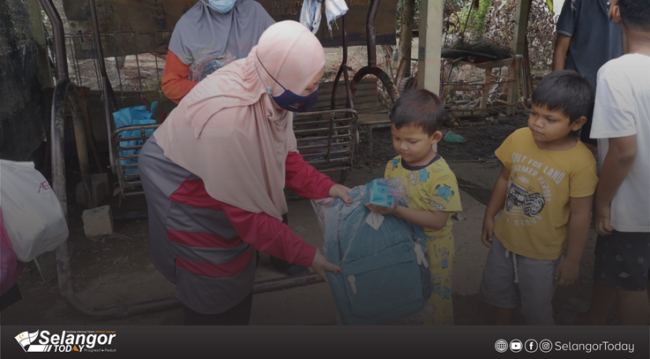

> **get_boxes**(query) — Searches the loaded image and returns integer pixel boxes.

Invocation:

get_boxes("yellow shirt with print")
[494,128,598,260]
[384,154,463,238]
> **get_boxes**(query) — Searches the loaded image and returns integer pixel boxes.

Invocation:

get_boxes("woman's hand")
[310,250,340,283]
[329,184,352,204]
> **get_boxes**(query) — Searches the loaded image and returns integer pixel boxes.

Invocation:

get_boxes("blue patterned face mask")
[204,0,236,14]
[270,86,319,113]
[257,57,320,113]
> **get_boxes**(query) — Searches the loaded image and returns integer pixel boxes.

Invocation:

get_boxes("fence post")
[416,0,444,152]
[507,0,531,115]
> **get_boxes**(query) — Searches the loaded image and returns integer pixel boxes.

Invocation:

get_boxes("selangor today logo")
[15,330,117,353]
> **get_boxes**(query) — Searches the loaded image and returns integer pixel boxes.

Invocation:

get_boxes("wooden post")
[417,0,444,152]
[480,65,493,112]
[507,0,531,115]
[396,0,415,87]
[27,0,54,88]
[416,0,444,96]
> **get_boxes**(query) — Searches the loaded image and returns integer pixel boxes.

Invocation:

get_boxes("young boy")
[567,0,650,326]
[480,71,599,325]
[365,89,462,325]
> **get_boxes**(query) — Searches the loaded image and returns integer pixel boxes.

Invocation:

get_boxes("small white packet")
[365,212,384,230]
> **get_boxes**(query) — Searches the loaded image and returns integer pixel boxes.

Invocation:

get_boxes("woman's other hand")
[329,184,352,204]
[310,250,340,283]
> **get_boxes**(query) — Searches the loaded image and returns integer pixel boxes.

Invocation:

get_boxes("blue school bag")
[317,185,433,325]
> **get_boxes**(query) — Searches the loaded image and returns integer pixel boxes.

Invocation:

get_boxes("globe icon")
[495,339,508,353]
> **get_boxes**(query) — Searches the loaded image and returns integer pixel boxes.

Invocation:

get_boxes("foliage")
[456,0,494,38]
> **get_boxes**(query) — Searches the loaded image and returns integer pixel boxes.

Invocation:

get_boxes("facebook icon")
[525,339,539,353]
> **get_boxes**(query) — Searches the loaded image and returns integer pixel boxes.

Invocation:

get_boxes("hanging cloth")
[300,0,349,35]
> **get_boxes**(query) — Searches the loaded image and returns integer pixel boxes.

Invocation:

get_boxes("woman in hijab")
[161,0,275,104]
[163,0,309,276]
[139,21,350,325]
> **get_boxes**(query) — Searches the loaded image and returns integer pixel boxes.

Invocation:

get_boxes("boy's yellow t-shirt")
[494,128,598,260]
[384,154,462,238]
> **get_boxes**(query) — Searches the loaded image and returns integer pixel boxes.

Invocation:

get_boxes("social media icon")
[495,339,508,353]
[510,339,523,353]
[525,339,539,353]
[540,339,553,353]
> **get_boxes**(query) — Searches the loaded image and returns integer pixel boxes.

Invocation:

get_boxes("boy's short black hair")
[389,89,444,136]
[531,70,595,123]
[618,0,650,31]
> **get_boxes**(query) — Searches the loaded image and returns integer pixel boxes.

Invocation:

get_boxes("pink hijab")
[154,21,325,221]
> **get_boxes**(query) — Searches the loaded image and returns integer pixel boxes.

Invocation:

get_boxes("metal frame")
[350,0,399,104]
[85,0,161,198]
[111,124,160,196]
[347,0,399,175]
[294,108,359,184]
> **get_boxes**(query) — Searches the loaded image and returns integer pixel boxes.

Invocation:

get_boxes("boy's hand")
[365,203,397,216]
[329,184,352,204]
[594,202,613,236]
[310,249,340,283]
[555,259,579,286]
[481,217,495,247]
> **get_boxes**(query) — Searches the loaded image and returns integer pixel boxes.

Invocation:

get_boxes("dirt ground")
[354,111,525,169]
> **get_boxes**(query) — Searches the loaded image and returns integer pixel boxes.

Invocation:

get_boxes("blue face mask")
[205,0,236,14]
[257,58,319,113]
[269,87,319,113]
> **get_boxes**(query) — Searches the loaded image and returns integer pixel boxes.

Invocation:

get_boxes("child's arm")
[594,135,638,236]
[481,165,510,247]
[555,195,593,286]
[365,204,450,230]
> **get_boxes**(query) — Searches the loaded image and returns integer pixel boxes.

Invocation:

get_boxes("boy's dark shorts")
[593,231,650,291]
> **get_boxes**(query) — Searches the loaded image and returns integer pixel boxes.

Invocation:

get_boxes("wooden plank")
[452,109,487,118]
[358,112,391,125]
[480,65,493,111]
[311,78,378,112]
[416,0,444,96]
[469,57,514,70]
[416,0,444,153]
[62,0,397,59]
[27,0,53,88]
[508,0,531,115]
[511,0,531,60]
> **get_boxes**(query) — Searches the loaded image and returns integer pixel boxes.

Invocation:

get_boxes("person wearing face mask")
[163,0,311,276]
[161,0,275,104]
[139,21,351,325]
